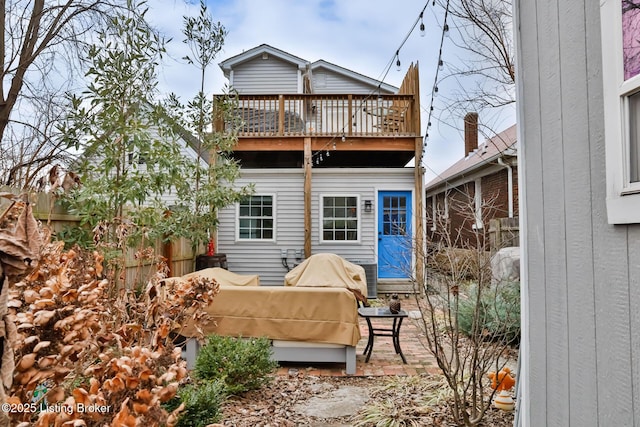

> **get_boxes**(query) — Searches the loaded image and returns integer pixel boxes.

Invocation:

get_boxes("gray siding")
[311,67,382,94]
[217,170,304,285]
[232,56,299,94]
[217,168,415,285]
[516,0,640,425]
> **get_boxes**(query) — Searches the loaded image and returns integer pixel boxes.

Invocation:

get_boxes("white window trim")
[601,0,640,223]
[472,178,483,230]
[430,195,437,231]
[319,193,361,244]
[235,194,276,242]
[444,189,450,219]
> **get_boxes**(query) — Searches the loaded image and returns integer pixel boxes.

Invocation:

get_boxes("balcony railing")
[216,94,417,138]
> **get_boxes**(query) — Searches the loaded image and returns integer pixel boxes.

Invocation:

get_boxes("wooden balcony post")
[278,95,285,136]
[410,64,423,290]
[414,136,424,292]
[304,137,312,258]
[212,95,224,132]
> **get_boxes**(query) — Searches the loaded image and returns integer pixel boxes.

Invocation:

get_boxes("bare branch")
[0,0,135,188]
[413,189,519,425]
[435,0,515,131]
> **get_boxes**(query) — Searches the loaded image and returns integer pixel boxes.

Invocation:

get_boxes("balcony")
[214,94,419,168]
[213,64,421,168]
[219,93,417,138]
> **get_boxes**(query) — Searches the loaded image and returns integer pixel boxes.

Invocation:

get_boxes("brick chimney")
[464,112,479,156]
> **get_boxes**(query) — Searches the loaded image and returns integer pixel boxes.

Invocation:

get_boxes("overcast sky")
[145,0,516,182]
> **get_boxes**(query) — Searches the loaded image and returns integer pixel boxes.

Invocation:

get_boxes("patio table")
[358,306,408,363]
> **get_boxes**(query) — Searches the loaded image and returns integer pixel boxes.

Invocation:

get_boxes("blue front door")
[378,191,412,279]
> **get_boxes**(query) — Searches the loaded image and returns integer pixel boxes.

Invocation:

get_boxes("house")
[425,113,518,250]
[515,0,640,425]
[213,44,424,293]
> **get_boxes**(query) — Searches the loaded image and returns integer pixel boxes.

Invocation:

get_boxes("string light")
[419,0,451,167]
[312,1,436,167]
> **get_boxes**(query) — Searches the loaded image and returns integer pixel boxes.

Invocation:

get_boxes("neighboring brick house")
[425,113,517,249]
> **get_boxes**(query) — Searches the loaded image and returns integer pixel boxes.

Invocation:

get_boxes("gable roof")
[219,44,308,78]
[218,44,398,93]
[310,59,398,93]
[426,124,517,191]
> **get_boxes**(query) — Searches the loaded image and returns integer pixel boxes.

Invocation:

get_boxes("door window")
[382,195,407,236]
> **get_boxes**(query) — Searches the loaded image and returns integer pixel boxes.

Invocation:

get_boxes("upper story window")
[321,195,359,242]
[237,195,274,240]
[601,0,640,223]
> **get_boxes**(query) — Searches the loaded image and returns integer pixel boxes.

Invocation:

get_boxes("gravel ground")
[220,373,516,427]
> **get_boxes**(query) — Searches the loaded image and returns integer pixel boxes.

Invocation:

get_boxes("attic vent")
[261,52,269,60]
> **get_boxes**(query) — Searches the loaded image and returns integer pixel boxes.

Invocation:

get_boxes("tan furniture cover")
[284,253,368,297]
[182,286,361,346]
[179,267,260,287]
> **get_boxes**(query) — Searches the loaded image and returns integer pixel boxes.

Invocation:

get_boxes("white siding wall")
[217,168,415,285]
[232,56,299,94]
[515,0,640,426]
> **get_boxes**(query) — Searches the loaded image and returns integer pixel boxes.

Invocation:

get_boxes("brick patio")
[275,298,441,377]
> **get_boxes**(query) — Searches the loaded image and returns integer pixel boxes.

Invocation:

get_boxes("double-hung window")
[237,195,274,240]
[601,0,640,223]
[321,195,359,242]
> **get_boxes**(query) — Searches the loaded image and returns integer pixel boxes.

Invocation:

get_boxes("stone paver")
[293,386,369,418]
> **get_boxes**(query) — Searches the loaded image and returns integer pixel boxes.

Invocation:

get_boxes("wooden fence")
[488,217,520,251]
[1,187,196,283]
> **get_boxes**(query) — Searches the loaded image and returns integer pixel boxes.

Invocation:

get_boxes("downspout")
[497,157,514,218]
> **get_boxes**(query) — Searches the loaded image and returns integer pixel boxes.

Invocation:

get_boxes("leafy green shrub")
[194,335,278,395]
[57,224,94,249]
[458,281,520,345]
[169,379,226,427]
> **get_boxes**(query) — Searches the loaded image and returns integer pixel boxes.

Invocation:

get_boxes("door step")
[376,280,419,296]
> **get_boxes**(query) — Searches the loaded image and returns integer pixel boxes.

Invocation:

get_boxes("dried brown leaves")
[6,241,220,426]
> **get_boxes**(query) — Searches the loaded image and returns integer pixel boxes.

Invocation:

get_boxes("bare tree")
[0,0,133,188]
[435,0,515,130]
[415,191,519,426]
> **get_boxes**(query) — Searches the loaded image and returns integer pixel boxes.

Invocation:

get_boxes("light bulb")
[326,150,330,157]
[438,59,444,71]
[341,135,346,142]
[444,23,449,37]
[420,21,425,37]
[396,57,401,71]
[434,86,439,97]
